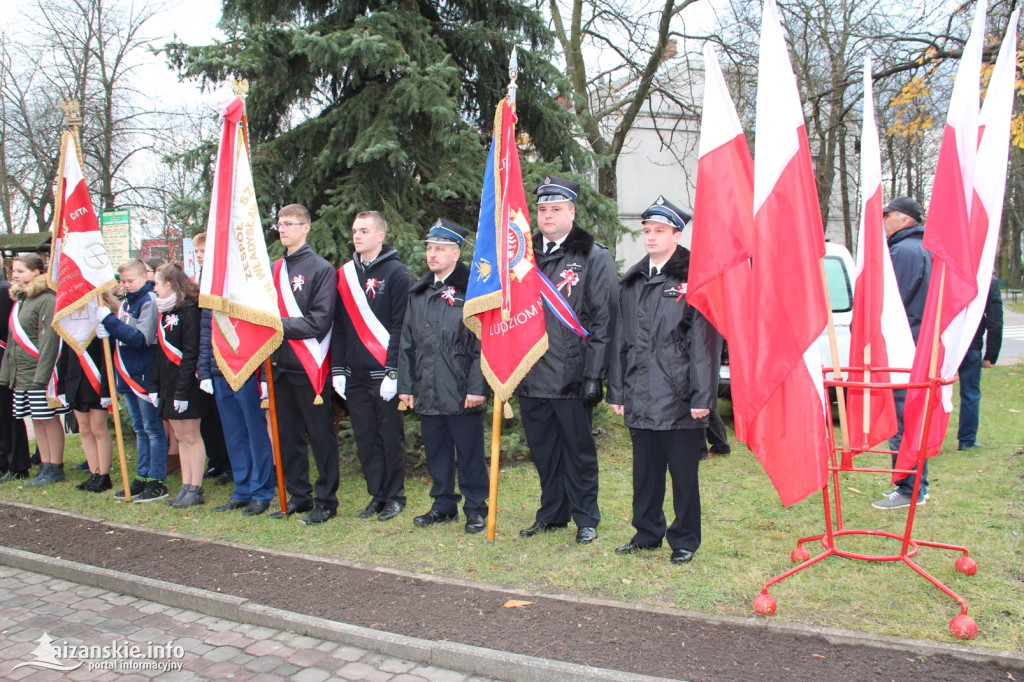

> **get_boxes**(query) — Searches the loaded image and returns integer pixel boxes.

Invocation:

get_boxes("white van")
[718,242,855,400]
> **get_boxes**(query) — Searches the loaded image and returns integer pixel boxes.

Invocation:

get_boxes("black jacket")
[332,245,414,382]
[398,262,488,415]
[887,225,932,343]
[65,338,111,405]
[150,300,209,418]
[607,246,722,431]
[515,224,618,399]
[971,276,1003,363]
[272,244,337,378]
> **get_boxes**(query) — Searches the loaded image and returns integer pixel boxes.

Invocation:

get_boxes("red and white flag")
[199,96,283,390]
[897,5,1017,471]
[846,56,915,452]
[49,131,117,355]
[744,0,830,506]
[687,42,755,442]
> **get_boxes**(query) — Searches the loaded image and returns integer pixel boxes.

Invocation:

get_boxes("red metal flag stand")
[752,368,978,639]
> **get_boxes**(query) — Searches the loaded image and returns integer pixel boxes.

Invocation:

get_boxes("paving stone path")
[0,565,501,682]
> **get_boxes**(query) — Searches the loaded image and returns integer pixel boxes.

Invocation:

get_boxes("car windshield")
[824,255,852,313]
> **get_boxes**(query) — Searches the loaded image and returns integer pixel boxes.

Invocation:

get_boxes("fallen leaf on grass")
[1010,409,1020,413]
[503,599,535,608]
[812,654,826,659]
[621,578,633,584]
[847,487,864,495]
[978,469,985,474]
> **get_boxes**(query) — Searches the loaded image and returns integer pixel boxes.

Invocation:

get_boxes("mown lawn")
[2,365,1022,651]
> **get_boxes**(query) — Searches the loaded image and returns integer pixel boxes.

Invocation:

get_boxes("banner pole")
[486,397,503,543]
[264,358,288,514]
[99,330,131,502]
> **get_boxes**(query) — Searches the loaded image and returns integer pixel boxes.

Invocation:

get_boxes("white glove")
[101,397,112,408]
[199,379,214,395]
[174,399,188,413]
[260,382,268,400]
[379,375,397,401]
[95,322,110,339]
[149,395,160,408]
[332,375,347,399]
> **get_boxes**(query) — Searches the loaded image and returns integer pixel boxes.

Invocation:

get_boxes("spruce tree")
[165,0,623,268]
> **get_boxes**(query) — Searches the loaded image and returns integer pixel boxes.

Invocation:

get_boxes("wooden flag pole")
[264,358,288,514]
[486,397,503,542]
[100,329,132,502]
[819,259,850,462]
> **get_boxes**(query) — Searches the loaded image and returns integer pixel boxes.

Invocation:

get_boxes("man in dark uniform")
[0,276,31,482]
[956,275,1002,450]
[332,210,415,521]
[515,175,618,545]
[607,196,722,563]
[398,219,489,534]
[269,203,340,525]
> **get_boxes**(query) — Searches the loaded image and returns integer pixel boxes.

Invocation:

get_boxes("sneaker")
[872,489,926,510]
[115,478,147,500]
[73,460,90,471]
[87,474,113,493]
[77,473,101,491]
[133,480,169,503]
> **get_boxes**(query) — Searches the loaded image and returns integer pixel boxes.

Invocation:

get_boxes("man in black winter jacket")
[607,197,721,564]
[515,176,618,545]
[269,204,339,525]
[956,276,1002,450]
[332,211,415,522]
[398,219,489,534]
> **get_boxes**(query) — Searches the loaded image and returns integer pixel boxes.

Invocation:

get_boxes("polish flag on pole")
[744,0,830,506]
[49,131,117,354]
[687,42,755,442]
[198,95,283,390]
[897,5,1017,471]
[846,56,915,451]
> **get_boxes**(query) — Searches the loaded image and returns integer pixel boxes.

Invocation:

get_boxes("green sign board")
[101,209,131,263]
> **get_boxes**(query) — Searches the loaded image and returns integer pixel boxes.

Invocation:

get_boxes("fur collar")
[621,245,690,284]
[412,260,470,294]
[532,223,595,254]
[9,273,51,300]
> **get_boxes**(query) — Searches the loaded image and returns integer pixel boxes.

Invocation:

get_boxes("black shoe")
[115,478,147,500]
[133,480,169,503]
[615,539,662,554]
[269,500,315,519]
[202,466,223,480]
[0,470,30,483]
[76,473,100,491]
[301,504,337,525]
[464,514,486,534]
[358,500,386,519]
[670,548,695,564]
[212,498,248,512]
[215,470,233,485]
[576,526,598,544]
[413,510,457,527]
[957,441,984,451]
[242,500,270,516]
[88,474,112,493]
[709,445,731,456]
[377,500,404,522]
[519,521,568,537]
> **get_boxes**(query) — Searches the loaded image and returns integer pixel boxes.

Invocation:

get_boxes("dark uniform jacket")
[332,245,414,382]
[607,246,722,431]
[887,225,931,342]
[515,224,618,399]
[149,300,208,418]
[971,276,1003,363]
[398,262,487,416]
[272,243,337,378]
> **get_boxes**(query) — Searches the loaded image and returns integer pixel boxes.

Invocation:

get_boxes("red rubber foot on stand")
[791,546,810,563]
[753,593,777,615]
[954,556,977,576]
[949,614,977,639]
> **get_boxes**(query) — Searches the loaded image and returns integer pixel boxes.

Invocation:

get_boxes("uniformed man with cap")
[516,175,618,545]
[607,196,722,564]
[398,219,490,534]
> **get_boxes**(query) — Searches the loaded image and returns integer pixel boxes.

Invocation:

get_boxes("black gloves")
[582,378,604,408]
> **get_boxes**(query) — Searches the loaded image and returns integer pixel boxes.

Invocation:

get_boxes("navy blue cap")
[640,196,691,231]
[425,218,468,246]
[882,197,923,224]
[535,175,580,204]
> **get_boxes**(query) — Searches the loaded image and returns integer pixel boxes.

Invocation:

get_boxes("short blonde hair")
[118,259,147,277]
[354,210,387,233]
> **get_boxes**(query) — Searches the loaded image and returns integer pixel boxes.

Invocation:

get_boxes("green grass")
[2,366,1022,651]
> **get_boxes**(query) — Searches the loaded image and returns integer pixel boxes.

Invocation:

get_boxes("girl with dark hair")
[150,263,208,507]
[0,254,70,485]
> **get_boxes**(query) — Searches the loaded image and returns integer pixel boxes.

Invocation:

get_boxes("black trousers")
[420,413,488,516]
[202,396,230,473]
[701,407,729,455]
[0,383,30,473]
[518,396,600,528]
[629,428,702,553]
[273,372,339,509]
[347,378,406,504]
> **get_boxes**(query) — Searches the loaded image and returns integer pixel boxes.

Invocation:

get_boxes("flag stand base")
[754,370,977,639]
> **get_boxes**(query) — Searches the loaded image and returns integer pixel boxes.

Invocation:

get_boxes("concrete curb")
[2,501,1023,674]
[0,546,670,682]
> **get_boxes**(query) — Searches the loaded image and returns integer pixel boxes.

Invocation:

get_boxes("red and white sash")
[112,300,149,399]
[273,259,332,396]
[9,301,61,400]
[157,314,184,366]
[337,261,389,367]
[77,350,102,395]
